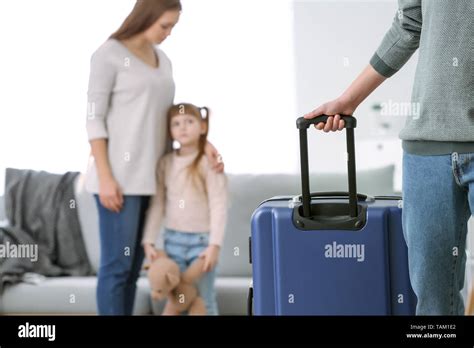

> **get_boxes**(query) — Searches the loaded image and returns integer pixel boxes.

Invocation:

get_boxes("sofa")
[0,165,397,315]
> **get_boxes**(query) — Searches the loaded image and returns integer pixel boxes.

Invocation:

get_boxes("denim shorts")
[164,228,218,315]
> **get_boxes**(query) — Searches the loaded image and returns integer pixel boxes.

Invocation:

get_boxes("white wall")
[0,0,419,194]
[161,0,298,175]
[292,0,419,192]
[0,0,297,196]
[0,0,135,195]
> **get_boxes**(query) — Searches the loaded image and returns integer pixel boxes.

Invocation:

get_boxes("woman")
[304,0,473,315]
[85,0,223,315]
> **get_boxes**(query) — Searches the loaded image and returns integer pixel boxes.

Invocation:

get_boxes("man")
[304,0,474,315]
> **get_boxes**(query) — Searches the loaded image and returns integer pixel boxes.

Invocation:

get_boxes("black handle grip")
[296,115,356,130]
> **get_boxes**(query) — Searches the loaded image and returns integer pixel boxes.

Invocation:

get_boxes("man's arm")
[370,0,423,78]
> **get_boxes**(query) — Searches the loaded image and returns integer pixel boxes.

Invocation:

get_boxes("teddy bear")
[147,254,207,315]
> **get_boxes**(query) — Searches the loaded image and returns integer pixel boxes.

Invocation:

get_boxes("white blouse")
[84,39,175,195]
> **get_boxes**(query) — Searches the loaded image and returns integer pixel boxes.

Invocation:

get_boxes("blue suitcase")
[248,115,417,315]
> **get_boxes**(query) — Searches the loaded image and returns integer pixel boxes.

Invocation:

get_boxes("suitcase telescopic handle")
[296,115,358,219]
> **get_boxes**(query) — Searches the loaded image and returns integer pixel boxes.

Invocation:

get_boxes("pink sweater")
[142,150,228,247]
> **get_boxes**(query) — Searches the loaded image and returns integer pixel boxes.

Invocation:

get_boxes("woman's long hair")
[166,103,210,192]
[110,0,182,40]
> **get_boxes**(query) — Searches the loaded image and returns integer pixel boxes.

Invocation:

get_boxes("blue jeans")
[93,194,150,315]
[164,228,219,315]
[402,151,474,315]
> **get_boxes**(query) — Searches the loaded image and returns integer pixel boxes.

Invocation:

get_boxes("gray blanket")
[0,168,93,293]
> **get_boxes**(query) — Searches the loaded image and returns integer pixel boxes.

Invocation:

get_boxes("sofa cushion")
[214,277,252,315]
[0,276,151,315]
[0,275,250,316]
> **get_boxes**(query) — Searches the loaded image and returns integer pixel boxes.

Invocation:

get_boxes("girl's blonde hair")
[166,103,210,191]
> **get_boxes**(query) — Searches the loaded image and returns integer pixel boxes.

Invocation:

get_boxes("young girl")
[142,103,228,315]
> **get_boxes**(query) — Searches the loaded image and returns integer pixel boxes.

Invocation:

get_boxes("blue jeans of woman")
[164,228,219,315]
[93,194,150,315]
[402,151,474,315]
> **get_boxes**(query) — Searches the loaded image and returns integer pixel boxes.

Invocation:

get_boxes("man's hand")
[304,96,356,132]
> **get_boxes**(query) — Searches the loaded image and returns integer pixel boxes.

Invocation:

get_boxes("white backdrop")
[0,0,297,195]
[292,0,419,192]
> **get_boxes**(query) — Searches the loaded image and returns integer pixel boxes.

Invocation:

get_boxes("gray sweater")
[370,0,474,155]
[85,39,175,195]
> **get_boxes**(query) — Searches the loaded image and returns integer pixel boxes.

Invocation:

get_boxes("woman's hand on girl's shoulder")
[204,141,224,173]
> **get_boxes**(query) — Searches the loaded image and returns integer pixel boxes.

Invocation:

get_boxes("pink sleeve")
[205,167,228,247]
